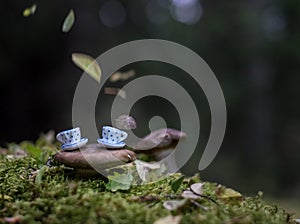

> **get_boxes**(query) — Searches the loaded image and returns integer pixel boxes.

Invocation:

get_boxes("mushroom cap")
[53,144,136,170]
[134,128,186,151]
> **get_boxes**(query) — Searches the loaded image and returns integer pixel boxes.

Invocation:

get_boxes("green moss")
[0,144,297,224]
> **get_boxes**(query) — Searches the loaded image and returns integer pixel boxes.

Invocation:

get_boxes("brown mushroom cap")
[134,128,187,151]
[53,144,136,170]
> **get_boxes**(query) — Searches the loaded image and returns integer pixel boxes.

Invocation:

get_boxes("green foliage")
[0,142,297,224]
[35,165,48,185]
[171,175,185,193]
[19,141,56,168]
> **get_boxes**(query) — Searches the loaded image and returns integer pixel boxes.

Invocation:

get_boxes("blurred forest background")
[0,0,299,212]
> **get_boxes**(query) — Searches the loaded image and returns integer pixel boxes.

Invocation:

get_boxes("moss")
[0,143,297,224]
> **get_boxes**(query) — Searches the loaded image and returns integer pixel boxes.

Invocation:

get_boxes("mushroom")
[52,128,186,176]
[133,128,186,160]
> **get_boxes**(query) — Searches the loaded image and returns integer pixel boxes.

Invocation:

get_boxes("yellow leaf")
[72,53,102,83]
[154,215,182,224]
[0,194,13,200]
[218,187,242,199]
[23,4,37,17]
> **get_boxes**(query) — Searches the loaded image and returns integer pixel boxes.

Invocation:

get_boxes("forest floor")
[0,136,299,224]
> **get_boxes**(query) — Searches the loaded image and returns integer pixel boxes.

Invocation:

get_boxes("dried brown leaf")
[109,70,135,82]
[114,115,137,130]
[104,87,126,99]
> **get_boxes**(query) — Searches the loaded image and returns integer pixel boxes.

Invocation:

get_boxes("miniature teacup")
[56,127,81,145]
[101,126,128,143]
[56,127,88,150]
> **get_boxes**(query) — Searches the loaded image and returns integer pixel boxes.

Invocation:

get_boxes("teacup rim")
[101,125,128,140]
[57,127,80,136]
[102,125,125,132]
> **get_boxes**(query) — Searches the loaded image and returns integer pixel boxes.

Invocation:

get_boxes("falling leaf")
[154,215,182,224]
[104,87,126,99]
[62,9,75,32]
[72,53,102,83]
[23,4,37,17]
[106,172,133,192]
[190,183,204,195]
[114,115,137,130]
[163,199,186,211]
[171,175,184,193]
[135,160,166,183]
[110,70,135,82]
[35,165,47,185]
[181,190,200,199]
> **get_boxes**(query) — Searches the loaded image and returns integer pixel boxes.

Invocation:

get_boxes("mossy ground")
[0,141,298,224]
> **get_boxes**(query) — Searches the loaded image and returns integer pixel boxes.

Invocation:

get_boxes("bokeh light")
[146,0,170,25]
[99,0,126,28]
[262,6,286,41]
[170,0,202,24]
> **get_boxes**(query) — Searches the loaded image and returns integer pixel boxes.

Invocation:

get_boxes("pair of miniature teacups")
[56,126,128,150]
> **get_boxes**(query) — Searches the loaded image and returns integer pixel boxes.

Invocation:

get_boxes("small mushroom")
[134,128,186,151]
[133,128,186,161]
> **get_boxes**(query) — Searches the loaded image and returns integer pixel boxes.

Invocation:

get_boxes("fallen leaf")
[0,194,13,201]
[181,190,200,199]
[3,216,22,223]
[190,183,204,195]
[135,160,166,183]
[171,175,184,193]
[294,219,300,223]
[106,172,133,192]
[163,199,186,211]
[216,186,242,199]
[154,215,182,224]
[23,4,37,17]
[104,87,126,99]
[62,9,75,32]
[114,115,137,130]
[72,53,102,83]
[109,70,135,82]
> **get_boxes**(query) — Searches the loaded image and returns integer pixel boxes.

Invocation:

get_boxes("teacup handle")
[119,131,128,142]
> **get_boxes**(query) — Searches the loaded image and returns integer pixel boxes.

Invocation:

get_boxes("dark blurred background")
[1,0,300,209]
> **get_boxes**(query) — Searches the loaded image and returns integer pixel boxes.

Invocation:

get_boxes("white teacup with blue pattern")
[97,126,128,148]
[56,127,88,150]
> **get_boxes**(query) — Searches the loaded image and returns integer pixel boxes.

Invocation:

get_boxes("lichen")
[0,142,297,224]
